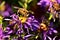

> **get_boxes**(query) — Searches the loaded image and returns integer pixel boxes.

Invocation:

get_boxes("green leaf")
[0,16,3,24]
[48,13,53,20]
[24,3,27,9]
[25,0,28,3]
[28,0,32,3]
[18,1,24,7]
[0,1,5,7]
[0,1,5,11]
[35,35,38,39]
[0,20,2,24]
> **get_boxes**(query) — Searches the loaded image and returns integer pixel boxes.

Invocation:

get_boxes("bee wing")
[13,6,19,9]
[4,19,11,21]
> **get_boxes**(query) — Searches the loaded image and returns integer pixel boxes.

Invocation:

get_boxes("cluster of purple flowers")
[0,1,59,40]
[3,14,40,40]
[37,0,59,40]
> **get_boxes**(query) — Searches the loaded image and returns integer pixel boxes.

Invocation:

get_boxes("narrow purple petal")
[53,36,57,40]
[32,23,39,28]
[53,30,58,33]
[26,22,31,26]
[24,24,28,29]
[8,30,13,34]
[32,18,39,22]
[47,36,52,40]
[3,35,10,38]
[43,32,47,40]
[6,27,10,30]
[23,34,34,39]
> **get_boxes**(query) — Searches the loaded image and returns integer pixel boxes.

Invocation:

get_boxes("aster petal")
[53,36,57,40]
[24,24,28,29]
[25,22,33,31]
[23,34,34,39]
[3,35,10,38]
[24,24,30,34]
[43,32,47,40]
[32,23,39,28]
[47,36,52,40]
[32,19,39,23]
[8,30,13,34]
[53,30,58,33]
[6,27,10,31]
[25,22,31,26]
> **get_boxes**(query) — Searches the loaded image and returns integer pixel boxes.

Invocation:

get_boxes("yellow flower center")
[19,17,27,23]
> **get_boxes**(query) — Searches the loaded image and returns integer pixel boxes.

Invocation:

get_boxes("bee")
[14,6,34,17]
[40,23,48,31]
[17,8,29,17]
[38,23,48,33]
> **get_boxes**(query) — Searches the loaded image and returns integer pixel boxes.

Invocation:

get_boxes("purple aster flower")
[15,15,40,37]
[42,23,58,40]
[37,0,50,6]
